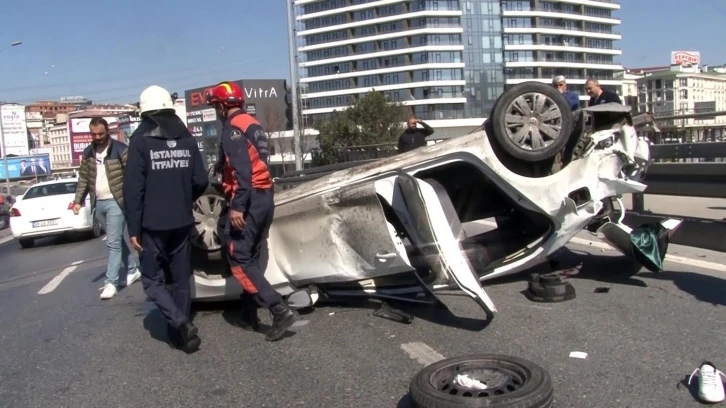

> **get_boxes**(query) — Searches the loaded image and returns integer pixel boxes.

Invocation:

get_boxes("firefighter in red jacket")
[206,81,298,342]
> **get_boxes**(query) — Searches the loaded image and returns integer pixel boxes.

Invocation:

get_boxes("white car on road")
[9,179,102,248]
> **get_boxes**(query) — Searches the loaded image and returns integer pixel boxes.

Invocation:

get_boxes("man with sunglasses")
[72,117,141,300]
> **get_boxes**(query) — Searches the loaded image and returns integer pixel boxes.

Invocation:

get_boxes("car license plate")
[32,219,59,228]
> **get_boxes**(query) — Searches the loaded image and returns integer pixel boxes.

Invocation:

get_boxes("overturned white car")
[188,82,672,320]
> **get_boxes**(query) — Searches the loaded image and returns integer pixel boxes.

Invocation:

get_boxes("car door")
[375,171,497,319]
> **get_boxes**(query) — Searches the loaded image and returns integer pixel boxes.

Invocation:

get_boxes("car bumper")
[10,213,94,239]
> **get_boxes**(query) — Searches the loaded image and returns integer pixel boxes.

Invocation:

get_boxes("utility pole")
[286,0,304,171]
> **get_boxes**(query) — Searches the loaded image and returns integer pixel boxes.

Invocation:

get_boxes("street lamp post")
[0,40,23,196]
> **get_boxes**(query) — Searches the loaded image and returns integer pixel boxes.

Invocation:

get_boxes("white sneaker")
[127,269,142,286]
[689,361,726,403]
[99,283,117,300]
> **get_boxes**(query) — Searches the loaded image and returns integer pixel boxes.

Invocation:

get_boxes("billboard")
[0,104,29,157]
[68,117,119,166]
[0,153,52,180]
[671,51,700,66]
[119,115,141,144]
[184,79,290,166]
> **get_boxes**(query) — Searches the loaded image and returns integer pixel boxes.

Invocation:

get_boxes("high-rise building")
[291,0,622,132]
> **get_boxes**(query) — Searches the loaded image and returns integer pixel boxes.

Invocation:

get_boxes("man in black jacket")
[397,116,435,153]
[123,85,209,353]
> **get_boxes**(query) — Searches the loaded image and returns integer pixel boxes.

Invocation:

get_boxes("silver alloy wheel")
[192,194,224,252]
[503,93,563,152]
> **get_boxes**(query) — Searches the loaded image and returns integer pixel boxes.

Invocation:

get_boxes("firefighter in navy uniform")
[124,85,209,353]
[207,81,298,342]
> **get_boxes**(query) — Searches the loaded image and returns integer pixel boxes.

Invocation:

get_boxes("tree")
[259,107,313,173]
[312,90,409,166]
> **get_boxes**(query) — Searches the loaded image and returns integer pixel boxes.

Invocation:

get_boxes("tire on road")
[489,81,573,163]
[409,354,554,408]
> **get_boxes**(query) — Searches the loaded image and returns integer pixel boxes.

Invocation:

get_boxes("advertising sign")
[0,104,29,157]
[671,51,700,66]
[0,153,52,180]
[68,117,119,165]
[119,115,141,143]
[184,79,289,166]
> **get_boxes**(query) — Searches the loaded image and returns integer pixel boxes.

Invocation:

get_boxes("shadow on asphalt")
[396,394,415,408]
[16,234,97,250]
[677,374,700,402]
[553,247,726,307]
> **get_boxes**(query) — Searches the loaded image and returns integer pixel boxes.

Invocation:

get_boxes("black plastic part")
[524,273,576,303]
[373,302,414,324]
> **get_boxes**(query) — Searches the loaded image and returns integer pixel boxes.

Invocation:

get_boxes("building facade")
[635,64,726,143]
[292,0,622,130]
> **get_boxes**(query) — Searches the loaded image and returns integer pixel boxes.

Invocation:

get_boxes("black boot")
[239,294,261,332]
[178,321,201,354]
[265,301,299,342]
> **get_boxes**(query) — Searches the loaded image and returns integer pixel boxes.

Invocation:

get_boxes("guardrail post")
[631,193,645,213]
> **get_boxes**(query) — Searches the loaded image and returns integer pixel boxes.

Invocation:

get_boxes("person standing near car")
[73,117,141,300]
[124,85,209,353]
[397,116,435,153]
[585,78,622,106]
[207,81,298,342]
[552,75,581,111]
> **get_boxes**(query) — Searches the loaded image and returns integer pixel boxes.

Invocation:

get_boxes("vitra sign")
[185,79,285,109]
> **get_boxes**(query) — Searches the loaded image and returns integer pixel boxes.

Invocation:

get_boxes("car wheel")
[490,81,573,163]
[18,238,34,249]
[191,185,226,261]
[409,354,554,408]
[0,214,8,230]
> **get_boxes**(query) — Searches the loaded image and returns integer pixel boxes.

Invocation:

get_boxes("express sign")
[671,51,700,66]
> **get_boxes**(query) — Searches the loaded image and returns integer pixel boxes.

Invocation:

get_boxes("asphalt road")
[1,232,725,408]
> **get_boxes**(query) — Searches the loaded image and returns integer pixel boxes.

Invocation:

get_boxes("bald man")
[585,78,622,107]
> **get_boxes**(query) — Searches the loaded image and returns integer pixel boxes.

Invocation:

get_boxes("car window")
[22,182,78,200]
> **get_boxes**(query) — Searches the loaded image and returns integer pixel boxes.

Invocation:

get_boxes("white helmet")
[139,85,174,115]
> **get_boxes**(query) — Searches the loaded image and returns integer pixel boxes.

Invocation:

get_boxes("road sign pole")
[0,106,10,196]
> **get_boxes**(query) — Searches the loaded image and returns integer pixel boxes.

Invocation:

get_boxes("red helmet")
[206,81,244,107]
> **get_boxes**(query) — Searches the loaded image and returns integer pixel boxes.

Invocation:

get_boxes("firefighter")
[124,85,209,353]
[206,81,298,342]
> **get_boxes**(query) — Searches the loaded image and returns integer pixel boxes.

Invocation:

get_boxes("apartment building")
[291,0,622,133]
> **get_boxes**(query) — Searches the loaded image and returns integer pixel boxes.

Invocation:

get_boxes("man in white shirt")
[72,117,141,299]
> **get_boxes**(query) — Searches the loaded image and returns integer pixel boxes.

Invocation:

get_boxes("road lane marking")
[401,342,446,366]
[37,265,78,295]
[71,260,84,265]
[0,235,13,245]
[473,220,726,273]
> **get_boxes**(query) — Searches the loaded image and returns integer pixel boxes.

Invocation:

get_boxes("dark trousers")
[225,189,281,308]
[140,226,193,328]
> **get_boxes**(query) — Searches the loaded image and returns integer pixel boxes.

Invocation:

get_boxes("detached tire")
[490,82,573,163]
[409,354,554,408]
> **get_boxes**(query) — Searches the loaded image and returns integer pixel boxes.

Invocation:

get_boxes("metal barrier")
[627,141,726,252]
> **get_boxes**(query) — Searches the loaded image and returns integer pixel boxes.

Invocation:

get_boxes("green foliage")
[312,90,409,166]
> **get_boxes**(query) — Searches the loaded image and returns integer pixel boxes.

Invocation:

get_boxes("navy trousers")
[225,188,281,308]
[140,227,193,328]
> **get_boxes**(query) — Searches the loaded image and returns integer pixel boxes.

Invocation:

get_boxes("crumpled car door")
[379,171,497,319]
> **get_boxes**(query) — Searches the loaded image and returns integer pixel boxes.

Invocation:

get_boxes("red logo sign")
[671,51,700,65]
[189,87,215,108]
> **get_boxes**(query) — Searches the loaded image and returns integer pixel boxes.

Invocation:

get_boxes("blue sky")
[0,0,723,104]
